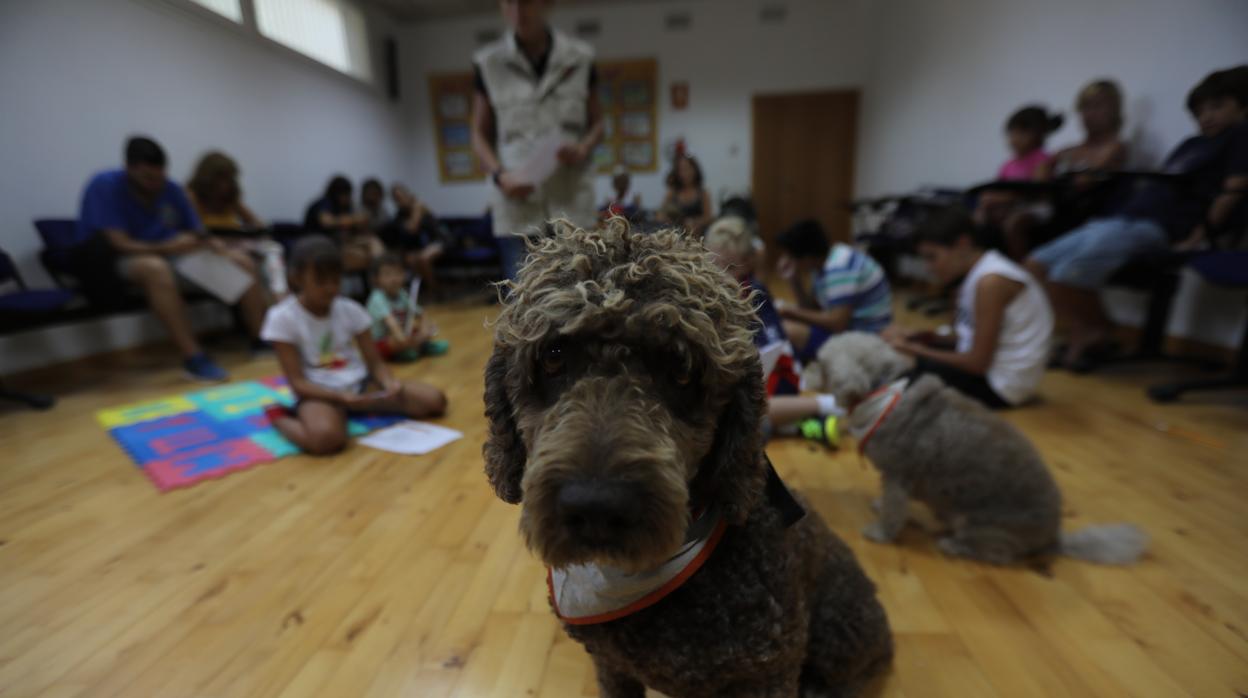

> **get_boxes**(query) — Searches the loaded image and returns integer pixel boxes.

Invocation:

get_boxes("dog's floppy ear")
[693,360,767,525]
[483,347,526,503]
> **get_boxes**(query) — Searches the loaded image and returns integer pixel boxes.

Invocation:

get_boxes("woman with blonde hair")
[997,80,1131,259]
[1052,79,1129,176]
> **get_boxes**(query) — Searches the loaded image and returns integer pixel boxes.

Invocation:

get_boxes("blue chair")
[33,218,81,288]
[0,249,77,324]
[268,220,307,255]
[439,214,502,282]
[1148,250,1248,402]
[0,248,72,409]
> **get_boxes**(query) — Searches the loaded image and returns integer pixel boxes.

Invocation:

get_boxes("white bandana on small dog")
[547,507,727,625]
[848,378,909,453]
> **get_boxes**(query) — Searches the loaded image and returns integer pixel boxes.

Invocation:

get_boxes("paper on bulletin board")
[513,132,565,186]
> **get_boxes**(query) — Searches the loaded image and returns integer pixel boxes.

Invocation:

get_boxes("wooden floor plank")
[1,296,1244,697]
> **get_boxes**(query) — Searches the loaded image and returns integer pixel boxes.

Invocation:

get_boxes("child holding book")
[366,253,450,361]
[261,237,447,454]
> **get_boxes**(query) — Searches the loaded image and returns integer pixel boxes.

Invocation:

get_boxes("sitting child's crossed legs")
[271,380,447,456]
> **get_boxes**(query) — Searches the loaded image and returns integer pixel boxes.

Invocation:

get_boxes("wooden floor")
[1,297,1246,698]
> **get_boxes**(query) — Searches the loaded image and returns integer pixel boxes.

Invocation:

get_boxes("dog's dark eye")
[541,345,566,374]
[671,364,692,386]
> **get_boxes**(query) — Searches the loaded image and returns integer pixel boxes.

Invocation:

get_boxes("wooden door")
[752,90,859,266]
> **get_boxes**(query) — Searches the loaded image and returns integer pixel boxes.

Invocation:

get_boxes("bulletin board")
[428,72,485,183]
[427,58,659,184]
[593,58,659,175]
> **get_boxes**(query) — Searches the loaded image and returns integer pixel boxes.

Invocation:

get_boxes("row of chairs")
[1,215,503,409]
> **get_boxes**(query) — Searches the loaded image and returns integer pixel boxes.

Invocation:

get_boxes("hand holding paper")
[511,132,566,187]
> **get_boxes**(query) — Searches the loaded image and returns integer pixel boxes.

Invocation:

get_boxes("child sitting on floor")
[885,207,1053,408]
[366,253,449,362]
[703,217,843,447]
[774,219,892,364]
[260,236,447,455]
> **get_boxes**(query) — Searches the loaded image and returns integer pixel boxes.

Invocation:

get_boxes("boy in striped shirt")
[775,219,892,362]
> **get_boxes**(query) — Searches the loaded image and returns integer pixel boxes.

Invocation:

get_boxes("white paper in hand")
[512,132,565,186]
[174,250,253,304]
[359,421,463,455]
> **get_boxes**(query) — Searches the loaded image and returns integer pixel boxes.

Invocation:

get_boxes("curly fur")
[810,332,1147,566]
[483,220,892,697]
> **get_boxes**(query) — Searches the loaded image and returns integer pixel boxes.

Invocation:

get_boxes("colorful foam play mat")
[96,376,403,492]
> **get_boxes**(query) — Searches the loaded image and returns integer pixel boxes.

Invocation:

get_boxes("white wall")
[0,0,407,373]
[855,0,1248,349]
[400,0,874,215]
[856,0,1248,195]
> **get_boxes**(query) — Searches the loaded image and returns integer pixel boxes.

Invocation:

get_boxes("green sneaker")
[798,415,840,449]
[421,339,450,356]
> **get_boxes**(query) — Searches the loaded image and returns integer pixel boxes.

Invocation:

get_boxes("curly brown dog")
[482,220,892,698]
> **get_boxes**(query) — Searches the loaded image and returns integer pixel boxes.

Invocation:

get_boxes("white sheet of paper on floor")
[174,250,253,304]
[358,421,463,455]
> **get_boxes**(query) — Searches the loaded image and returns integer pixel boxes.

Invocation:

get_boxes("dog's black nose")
[556,480,643,543]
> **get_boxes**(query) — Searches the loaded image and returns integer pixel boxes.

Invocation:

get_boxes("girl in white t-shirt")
[260,236,447,454]
[883,208,1054,408]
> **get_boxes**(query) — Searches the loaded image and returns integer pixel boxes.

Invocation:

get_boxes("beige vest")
[475,29,594,169]
[475,29,597,234]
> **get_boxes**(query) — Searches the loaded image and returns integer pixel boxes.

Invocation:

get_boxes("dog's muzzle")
[522,376,689,566]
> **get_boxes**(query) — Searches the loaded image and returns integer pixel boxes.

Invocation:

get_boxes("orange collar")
[547,511,727,625]
[850,379,908,454]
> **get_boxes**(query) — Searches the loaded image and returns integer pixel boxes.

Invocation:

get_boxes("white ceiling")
[365,0,677,22]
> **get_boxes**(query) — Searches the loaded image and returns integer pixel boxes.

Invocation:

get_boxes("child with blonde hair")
[704,217,842,447]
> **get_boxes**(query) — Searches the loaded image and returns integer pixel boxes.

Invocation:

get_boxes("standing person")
[774,219,893,363]
[885,207,1054,408]
[471,0,605,280]
[77,136,270,382]
[656,154,713,233]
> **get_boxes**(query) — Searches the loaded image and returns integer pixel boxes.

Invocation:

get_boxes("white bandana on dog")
[547,507,728,625]
[848,378,909,453]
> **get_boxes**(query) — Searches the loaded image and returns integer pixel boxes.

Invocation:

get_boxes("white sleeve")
[260,303,296,344]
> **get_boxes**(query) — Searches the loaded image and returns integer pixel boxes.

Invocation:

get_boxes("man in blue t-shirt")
[774,219,893,362]
[78,136,269,381]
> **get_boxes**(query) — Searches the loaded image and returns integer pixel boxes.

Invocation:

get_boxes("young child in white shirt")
[260,236,447,454]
